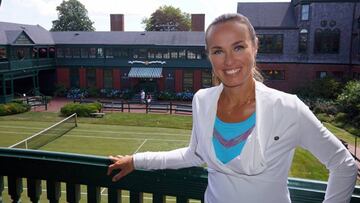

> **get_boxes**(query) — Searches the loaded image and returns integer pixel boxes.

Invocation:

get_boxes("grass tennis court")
[0,111,357,202]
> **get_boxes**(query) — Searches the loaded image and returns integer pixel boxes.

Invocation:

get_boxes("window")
[97,48,104,58]
[163,50,170,59]
[38,48,48,58]
[49,47,55,58]
[257,34,283,53]
[179,49,186,59]
[81,48,89,58]
[183,70,193,91]
[89,48,96,58]
[316,71,327,79]
[298,29,308,53]
[170,50,178,59]
[32,48,38,59]
[86,68,96,88]
[353,72,360,80]
[72,48,80,58]
[64,48,71,58]
[201,69,212,88]
[148,49,155,59]
[56,48,64,58]
[105,48,114,58]
[164,70,175,90]
[70,68,80,88]
[103,69,113,89]
[16,49,24,60]
[301,5,310,21]
[187,50,196,59]
[0,47,7,59]
[155,50,162,59]
[133,49,146,59]
[314,28,340,54]
[262,70,285,80]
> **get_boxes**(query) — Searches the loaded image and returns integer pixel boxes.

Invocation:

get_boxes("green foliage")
[51,0,95,31]
[157,91,176,100]
[0,102,30,116]
[87,87,99,98]
[336,80,360,128]
[54,84,67,97]
[60,102,102,117]
[295,76,343,100]
[142,5,191,31]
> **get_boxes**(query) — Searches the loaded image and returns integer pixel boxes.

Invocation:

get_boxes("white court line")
[66,134,188,142]
[100,188,106,195]
[0,124,190,137]
[133,139,147,153]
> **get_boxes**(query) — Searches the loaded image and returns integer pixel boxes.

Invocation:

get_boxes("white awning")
[128,67,163,78]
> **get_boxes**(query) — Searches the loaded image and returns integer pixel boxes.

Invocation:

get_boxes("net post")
[25,141,28,149]
[75,113,78,127]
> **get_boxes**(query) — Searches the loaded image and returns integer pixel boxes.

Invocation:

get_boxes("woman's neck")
[221,79,256,106]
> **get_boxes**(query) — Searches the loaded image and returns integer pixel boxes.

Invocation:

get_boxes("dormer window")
[301,4,310,21]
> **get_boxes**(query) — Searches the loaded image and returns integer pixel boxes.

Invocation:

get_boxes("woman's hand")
[107,155,135,182]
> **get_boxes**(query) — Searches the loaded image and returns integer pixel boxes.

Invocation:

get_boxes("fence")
[74,99,192,115]
[1,148,359,203]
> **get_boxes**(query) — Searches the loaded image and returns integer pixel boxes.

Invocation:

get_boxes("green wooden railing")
[0,148,359,203]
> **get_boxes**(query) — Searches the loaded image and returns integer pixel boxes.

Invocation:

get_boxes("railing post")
[170,101,173,114]
[8,176,22,203]
[27,178,41,203]
[177,196,189,203]
[108,188,122,203]
[355,136,357,159]
[146,102,148,114]
[87,185,101,203]
[66,183,81,203]
[121,101,124,112]
[130,191,143,203]
[46,180,61,203]
[153,193,166,203]
[0,176,4,203]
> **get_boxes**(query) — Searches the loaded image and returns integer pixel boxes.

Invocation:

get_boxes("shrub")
[54,84,67,97]
[157,91,176,100]
[0,102,30,116]
[336,80,360,128]
[60,102,102,117]
[295,76,343,100]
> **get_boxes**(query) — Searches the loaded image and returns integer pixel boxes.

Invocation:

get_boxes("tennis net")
[9,113,78,149]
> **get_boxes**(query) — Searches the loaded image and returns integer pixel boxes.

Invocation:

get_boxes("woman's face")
[207,21,257,88]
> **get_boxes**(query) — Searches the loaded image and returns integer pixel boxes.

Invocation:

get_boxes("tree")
[336,80,360,128]
[51,0,95,31]
[142,5,191,31]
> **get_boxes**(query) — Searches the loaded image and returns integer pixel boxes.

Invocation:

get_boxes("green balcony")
[0,148,359,203]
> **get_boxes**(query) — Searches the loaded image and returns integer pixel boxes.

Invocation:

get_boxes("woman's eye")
[212,50,222,55]
[234,46,244,51]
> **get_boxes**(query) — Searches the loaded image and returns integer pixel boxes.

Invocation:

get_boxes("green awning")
[128,67,162,78]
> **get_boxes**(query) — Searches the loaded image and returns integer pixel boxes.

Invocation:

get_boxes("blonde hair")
[205,13,263,83]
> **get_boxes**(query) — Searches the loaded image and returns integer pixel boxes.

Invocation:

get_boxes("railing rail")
[0,148,359,203]
[74,99,192,115]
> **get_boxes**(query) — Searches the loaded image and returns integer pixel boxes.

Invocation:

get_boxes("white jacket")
[134,82,357,203]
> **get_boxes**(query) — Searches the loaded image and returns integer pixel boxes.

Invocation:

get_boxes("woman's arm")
[296,98,357,203]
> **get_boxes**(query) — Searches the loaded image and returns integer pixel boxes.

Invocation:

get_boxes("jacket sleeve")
[296,97,357,203]
[133,94,205,170]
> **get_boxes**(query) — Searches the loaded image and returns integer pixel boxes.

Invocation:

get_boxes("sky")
[0,0,290,31]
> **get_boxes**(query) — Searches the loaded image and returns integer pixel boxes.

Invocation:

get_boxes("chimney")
[110,14,124,31]
[191,14,205,31]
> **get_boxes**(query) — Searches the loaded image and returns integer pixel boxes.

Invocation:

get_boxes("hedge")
[60,102,102,117]
[0,102,31,116]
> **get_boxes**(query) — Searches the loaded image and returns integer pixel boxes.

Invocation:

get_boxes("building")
[238,0,360,91]
[0,0,359,103]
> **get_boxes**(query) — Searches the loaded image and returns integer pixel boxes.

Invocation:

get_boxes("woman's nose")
[224,52,234,66]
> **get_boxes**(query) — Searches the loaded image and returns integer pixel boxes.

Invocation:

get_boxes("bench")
[90,112,105,118]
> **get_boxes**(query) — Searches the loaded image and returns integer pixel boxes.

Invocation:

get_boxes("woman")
[108,13,357,203]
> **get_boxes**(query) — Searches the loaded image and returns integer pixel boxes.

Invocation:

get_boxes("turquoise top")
[212,112,256,164]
